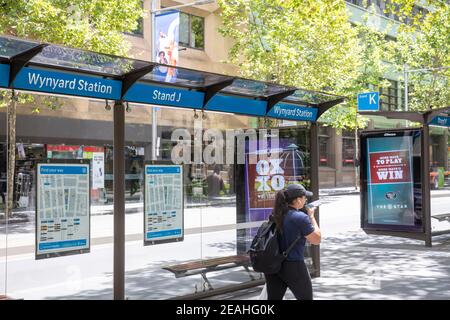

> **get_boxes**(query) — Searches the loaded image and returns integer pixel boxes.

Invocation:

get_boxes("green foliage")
[218,0,450,127]
[0,0,144,110]
[386,0,450,111]
[0,0,144,55]
[218,0,387,129]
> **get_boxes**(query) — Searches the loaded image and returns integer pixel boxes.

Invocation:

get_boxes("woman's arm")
[305,207,322,245]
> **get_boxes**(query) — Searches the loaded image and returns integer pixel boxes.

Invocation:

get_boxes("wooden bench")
[432,213,450,222]
[163,254,258,291]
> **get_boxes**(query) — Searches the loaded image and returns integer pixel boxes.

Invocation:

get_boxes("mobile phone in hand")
[305,200,321,209]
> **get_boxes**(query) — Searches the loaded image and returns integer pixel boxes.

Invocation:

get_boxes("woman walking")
[265,184,321,300]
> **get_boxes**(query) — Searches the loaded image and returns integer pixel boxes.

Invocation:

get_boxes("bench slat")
[163,255,250,273]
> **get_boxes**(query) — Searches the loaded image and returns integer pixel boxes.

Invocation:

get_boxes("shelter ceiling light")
[105,99,111,111]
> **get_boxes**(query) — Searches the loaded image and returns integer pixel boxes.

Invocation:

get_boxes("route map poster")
[144,164,183,245]
[36,161,90,259]
[366,135,415,226]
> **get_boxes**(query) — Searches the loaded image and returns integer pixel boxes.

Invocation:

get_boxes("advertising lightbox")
[360,129,424,233]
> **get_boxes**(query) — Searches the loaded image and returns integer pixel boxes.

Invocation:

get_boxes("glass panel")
[179,13,190,48]
[199,112,253,290]
[1,93,114,299]
[124,106,205,299]
[0,89,6,297]
[221,79,294,98]
[141,67,232,88]
[430,127,450,234]
[0,36,40,59]
[283,89,342,106]
[31,45,150,76]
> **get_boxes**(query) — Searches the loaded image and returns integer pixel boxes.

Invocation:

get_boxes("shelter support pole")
[421,124,432,247]
[310,122,320,277]
[113,100,126,299]
[6,90,17,219]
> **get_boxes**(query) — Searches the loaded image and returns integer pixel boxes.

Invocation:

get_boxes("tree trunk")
[6,90,16,218]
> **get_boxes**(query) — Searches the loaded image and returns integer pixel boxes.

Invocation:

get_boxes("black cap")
[285,183,313,198]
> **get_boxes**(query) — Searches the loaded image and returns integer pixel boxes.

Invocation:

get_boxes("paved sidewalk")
[216,229,450,300]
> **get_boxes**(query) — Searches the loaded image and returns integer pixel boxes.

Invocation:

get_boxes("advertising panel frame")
[359,128,427,240]
[143,161,184,246]
[35,159,91,260]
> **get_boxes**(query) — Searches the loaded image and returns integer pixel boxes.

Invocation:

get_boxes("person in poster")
[154,11,179,82]
[367,135,415,226]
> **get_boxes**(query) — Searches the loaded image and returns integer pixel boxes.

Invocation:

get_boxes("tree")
[0,0,144,217]
[387,0,450,111]
[217,0,392,129]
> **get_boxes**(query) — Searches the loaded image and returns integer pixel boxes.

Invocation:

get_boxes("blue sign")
[205,94,267,116]
[358,92,379,111]
[146,166,181,174]
[147,229,182,239]
[144,164,183,245]
[13,66,121,100]
[267,103,318,121]
[39,239,87,251]
[40,165,88,175]
[430,115,450,127]
[36,162,90,259]
[124,83,204,109]
[0,63,9,88]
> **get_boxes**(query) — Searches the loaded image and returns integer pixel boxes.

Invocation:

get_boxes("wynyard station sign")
[13,67,122,100]
[0,64,318,122]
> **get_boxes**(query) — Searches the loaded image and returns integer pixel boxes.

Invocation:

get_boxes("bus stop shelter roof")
[0,35,345,121]
[359,106,450,126]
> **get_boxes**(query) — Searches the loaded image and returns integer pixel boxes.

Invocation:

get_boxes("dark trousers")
[265,260,313,300]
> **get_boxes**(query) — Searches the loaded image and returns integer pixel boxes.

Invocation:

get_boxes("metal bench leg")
[201,272,213,291]
[243,266,256,281]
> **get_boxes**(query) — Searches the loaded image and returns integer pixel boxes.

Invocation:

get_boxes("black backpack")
[248,220,302,275]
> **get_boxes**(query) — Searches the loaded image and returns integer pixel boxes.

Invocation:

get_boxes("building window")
[342,130,356,167]
[380,78,400,111]
[131,17,144,36]
[319,126,331,167]
[179,12,205,50]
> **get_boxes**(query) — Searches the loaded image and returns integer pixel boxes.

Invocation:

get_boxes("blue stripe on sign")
[0,63,10,88]
[13,66,121,100]
[267,103,318,121]
[40,165,88,175]
[146,166,181,174]
[430,116,450,127]
[146,229,182,239]
[39,239,87,251]
[205,94,267,116]
[124,83,204,109]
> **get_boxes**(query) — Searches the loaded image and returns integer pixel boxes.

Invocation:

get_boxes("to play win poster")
[367,135,415,226]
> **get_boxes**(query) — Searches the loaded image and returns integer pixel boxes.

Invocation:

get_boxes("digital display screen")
[360,129,424,232]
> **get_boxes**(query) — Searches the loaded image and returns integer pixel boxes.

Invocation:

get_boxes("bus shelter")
[0,35,344,299]
[359,107,450,247]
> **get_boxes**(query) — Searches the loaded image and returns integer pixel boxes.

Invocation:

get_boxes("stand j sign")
[358,92,379,112]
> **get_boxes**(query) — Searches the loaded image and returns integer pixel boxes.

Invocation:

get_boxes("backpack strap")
[282,234,303,257]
